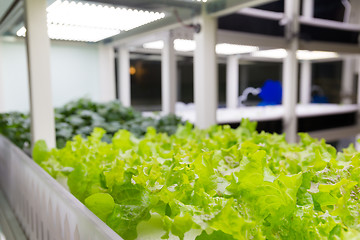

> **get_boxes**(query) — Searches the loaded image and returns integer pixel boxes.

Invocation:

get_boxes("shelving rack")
[1,0,360,239]
[1,0,359,146]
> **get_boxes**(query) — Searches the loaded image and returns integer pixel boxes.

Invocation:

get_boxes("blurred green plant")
[0,98,184,149]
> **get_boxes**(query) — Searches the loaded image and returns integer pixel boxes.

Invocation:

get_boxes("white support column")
[299,60,312,104]
[24,0,56,148]
[117,47,131,107]
[302,0,314,19]
[283,0,300,143]
[226,55,239,108]
[161,32,177,114]
[0,41,4,113]
[341,56,354,105]
[349,0,360,24]
[358,58,360,111]
[99,44,116,102]
[194,10,217,129]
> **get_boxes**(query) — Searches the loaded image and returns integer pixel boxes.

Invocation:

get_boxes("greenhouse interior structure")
[2,0,360,239]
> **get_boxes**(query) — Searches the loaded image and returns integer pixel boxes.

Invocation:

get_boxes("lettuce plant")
[33,120,360,239]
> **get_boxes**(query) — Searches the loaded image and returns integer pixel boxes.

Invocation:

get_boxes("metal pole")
[194,7,217,128]
[283,0,300,143]
[24,0,56,148]
[117,47,131,107]
[161,31,177,114]
[299,60,312,104]
[226,55,239,108]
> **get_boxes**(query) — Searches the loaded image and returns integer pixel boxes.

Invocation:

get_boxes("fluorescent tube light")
[143,40,164,50]
[16,0,165,42]
[143,39,196,52]
[143,40,258,55]
[47,0,165,31]
[174,39,196,52]
[251,49,339,60]
[251,48,288,59]
[17,24,120,42]
[142,41,338,60]
[216,43,259,55]
[48,24,121,42]
[297,50,339,60]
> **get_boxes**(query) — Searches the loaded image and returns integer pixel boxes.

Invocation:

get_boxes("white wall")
[0,39,29,112]
[0,38,101,112]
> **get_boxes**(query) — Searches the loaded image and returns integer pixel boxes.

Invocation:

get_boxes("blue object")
[258,79,282,106]
[312,95,328,103]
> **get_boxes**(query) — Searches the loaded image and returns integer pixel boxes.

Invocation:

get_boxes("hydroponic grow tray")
[0,135,123,240]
